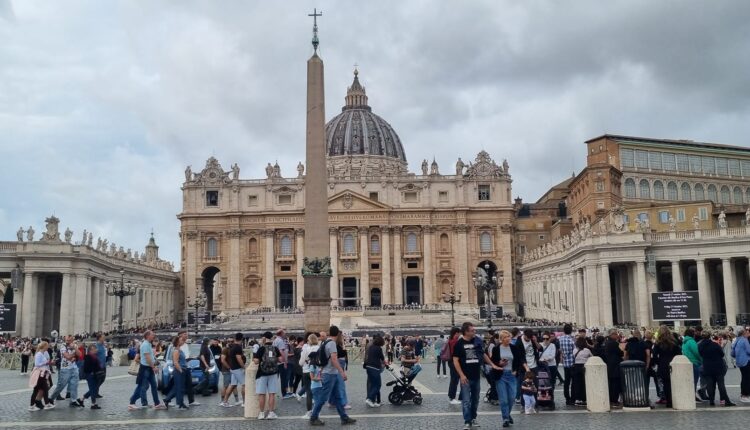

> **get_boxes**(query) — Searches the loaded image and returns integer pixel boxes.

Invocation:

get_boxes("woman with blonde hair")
[29,341,54,411]
[652,325,681,408]
[299,333,319,418]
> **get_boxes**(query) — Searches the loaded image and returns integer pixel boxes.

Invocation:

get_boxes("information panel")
[187,311,211,325]
[651,291,700,321]
[0,304,17,332]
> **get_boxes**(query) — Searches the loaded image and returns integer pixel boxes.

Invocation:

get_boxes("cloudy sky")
[2,0,750,267]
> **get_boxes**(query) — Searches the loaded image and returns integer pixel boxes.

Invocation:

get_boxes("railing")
[701,229,719,238]
[0,242,17,253]
[647,232,670,242]
[675,231,694,240]
[203,256,221,263]
[403,251,422,259]
[340,252,358,260]
[275,254,295,262]
[0,353,20,370]
[727,227,746,236]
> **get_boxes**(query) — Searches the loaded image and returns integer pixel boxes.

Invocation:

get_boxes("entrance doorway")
[201,267,220,311]
[342,277,357,307]
[475,260,498,306]
[405,276,421,305]
[278,279,294,309]
[370,288,381,307]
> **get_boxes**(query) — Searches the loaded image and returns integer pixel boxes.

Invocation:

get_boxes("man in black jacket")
[603,329,623,407]
[512,329,539,407]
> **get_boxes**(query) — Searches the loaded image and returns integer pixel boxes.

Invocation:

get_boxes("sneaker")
[302,411,312,419]
[55,395,65,401]
[234,400,244,407]
[69,402,80,408]
[258,411,266,420]
[656,398,667,405]
[463,423,471,430]
[96,394,104,399]
[177,405,189,410]
[508,417,514,424]
[189,401,201,406]
[449,399,462,405]
[300,393,307,398]
[524,410,532,415]
[65,393,71,399]
[373,401,382,407]
[343,404,352,409]
[77,399,85,407]
[503,422,510,428]
[218,401,229,407]
[266,411,278,419]
[153,403,167,410]
[366,399,377,408]
[295,393,302,402]
[44,403,56,410]
[725,401,737,407]
[471,419,480,427]
[740,396,750,403]
[29,405,41,411]
[128,404,142,411]
[341,417,357,425]
[283,393,295,399]
[515,399,521,405]
[91,404,101,410]
[310,418,325,426]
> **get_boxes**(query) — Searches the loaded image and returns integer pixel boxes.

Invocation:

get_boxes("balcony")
[275,254,295,262]
[203,256,221,263]
[340,252,358,261]
[403,250,422,260]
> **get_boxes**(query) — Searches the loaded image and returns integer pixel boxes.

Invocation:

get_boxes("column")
[635,261,649,327]
[90,278,100,333]
[185,231,198,305]
[359,227,370,306]
[722,258,738,326]
[295,229,305,308]
[696,259,711,325]
[21,272,35,337]
[84,276,92,332]
[393,227,403,304]
[329,227,339,304]
[381,226,391,305]
[576,269,586,326]
[584,265,600,327]
[13,274,24,336]
[670,260,683,328]
[455,225,469,305]
[422,226,433,305]
[499,225,513,305]
[229,230,241,310]
[60,273,74,335]
[264,229,275,308]
[600,264,613,326]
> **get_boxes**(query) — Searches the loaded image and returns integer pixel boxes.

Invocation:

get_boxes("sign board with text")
[0,304,17,332]
[651,291,700,321]
[187,311,212,325]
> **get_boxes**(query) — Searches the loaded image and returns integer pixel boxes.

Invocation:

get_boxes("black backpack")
[309,340,330,368]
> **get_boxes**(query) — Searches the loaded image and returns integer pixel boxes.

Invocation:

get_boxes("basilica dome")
[325,70,407,165]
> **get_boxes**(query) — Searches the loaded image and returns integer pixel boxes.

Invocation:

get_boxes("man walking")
[254,332,281,419]
[309,326,356,426]
[453,322,494,430]
[273,329,293,399]
[558,324,575,405]
[50,336,83,408]
[128,330,165,410]
[222,332,246,407]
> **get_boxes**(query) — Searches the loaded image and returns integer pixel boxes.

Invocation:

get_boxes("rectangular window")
[662,153,676,171]
[519,245,527,254]
[702,156,715,174]
[369,192,379,201]
[478,185,491,201]
[438,191,448,202]
[403,191,418,202]
[677,208,685,222]
[280,265,291,272]
[729,159,741,176]
[538,234,545,240]
[635,150,649,168]
[623,214,629,223]
[206,190,219,207]
[715,158,728,176]
[406,261,418,269]
[676,154,689,172]
[741,160,750,177]
[659,210,670,224]
[595,181,605,192]
[370,263,380,270]
[638,212,649,222]
[699,207,708,220]
[620,148,635,168]
[519,234,526,241]
[649,151,662,170]
[278,194,292,204]
[248,195,258,206]
[689,155,702,173]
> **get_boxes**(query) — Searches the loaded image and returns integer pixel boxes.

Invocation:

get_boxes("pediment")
[328,191,391,211]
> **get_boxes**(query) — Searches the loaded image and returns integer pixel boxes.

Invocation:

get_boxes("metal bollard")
[584,356,610,412]
[620,360,650,410]
[243,362,260,418]
[670,355,696,410]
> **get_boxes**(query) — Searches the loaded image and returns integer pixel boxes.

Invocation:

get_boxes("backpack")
[309,340,330,368]
[260,346,279,374]
[439,342,451,362]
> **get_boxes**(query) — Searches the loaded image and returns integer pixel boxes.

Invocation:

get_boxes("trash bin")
[620,360,649,408]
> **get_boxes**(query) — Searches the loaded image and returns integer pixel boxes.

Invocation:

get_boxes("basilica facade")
[178,71,516,314]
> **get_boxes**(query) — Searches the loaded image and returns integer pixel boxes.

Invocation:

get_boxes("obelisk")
[302,9,332,333]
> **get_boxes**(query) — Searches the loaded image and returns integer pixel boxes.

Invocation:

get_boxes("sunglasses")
[542,337,549,340]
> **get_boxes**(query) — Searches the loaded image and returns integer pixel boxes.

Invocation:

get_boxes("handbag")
[128,360,140,376]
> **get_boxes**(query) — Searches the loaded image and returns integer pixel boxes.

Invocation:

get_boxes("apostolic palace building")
[178,70,516,315]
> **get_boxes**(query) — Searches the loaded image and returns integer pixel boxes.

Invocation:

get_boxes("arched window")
[624,178,636,198]
[720,185,730,204]
[280,235,293,256]
[440,233,449,252]
[667,182,678,200]
[680,183,692,201]
[370,235,380,255]
[248,238,258,255]
[653,181,664,200]
[343,233,355,254]
[707,185,718,202]
[480,232,492,252]
[406,233,418,253]
[207,238,218,257]
[694,183,705,200]
[639,179,650,199]
[733,186,743,204]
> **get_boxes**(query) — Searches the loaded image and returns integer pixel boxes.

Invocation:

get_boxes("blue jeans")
[693,364,701,391]
[460,378,481,424]
[50,367,78,402]
[366,367,382,402]
[311,373,349,421]
[328,361,348,406]
[496,370,517,422]
[138,366,161,406]
[278,363,291,393]
[84,374,98,403]
[163,369,186,407]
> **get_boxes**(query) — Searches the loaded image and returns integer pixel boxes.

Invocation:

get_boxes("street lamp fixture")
[472,263,503,330]
[105,269,139,334]
[188,291,208,338]
[441,282,463,327]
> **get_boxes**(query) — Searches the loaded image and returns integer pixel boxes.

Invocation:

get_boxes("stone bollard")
[243,362,260,419]
[670,355,696,411]
[584,356,610,412]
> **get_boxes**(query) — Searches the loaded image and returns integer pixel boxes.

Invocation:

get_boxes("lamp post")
[188,291,208,339]
[472,263,503,330]
[442,282,462,327]
[105,269,138,334]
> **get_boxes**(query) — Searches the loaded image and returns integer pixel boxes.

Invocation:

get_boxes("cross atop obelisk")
[308,8,322,52]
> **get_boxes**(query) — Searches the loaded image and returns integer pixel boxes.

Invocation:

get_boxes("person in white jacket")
[539,332,558,391]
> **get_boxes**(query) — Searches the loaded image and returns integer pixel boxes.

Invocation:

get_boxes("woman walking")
[81,345,102,409]
[328,332,351,409]
[571,336,592,406]
[698,331,735,407]
[365,334,388,408]
[164,336,189,410]
[491,330,523,427]
[29,341,54,411]
[652,325,682,408]
[299,333,319,418]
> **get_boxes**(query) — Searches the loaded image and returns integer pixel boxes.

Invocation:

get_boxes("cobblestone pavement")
[2,364,748,429]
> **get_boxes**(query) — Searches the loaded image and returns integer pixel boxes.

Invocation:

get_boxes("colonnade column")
[90,278,100,333]
[228,229,241,310]
[264,229,275,308]
[329,227,339,304]
[722,258,738,326]
[380,226,391,305]
[422,226,433,305]
[393,227,403,304]
[599,264,613,327]
[634,261,649,327]
[575,269,585,326]
[21,272,35,337]
[584,265,599,327]
[359,227,370,306]
[696,259,711,326]
[295,229,305,308]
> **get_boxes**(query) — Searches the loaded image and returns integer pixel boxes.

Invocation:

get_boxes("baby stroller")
[535,365,556,410]
[385,365,423,405]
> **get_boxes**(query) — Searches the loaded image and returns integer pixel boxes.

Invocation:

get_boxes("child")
[399,343,422,380]
[521,372,537,414]
[309,362,323,423]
